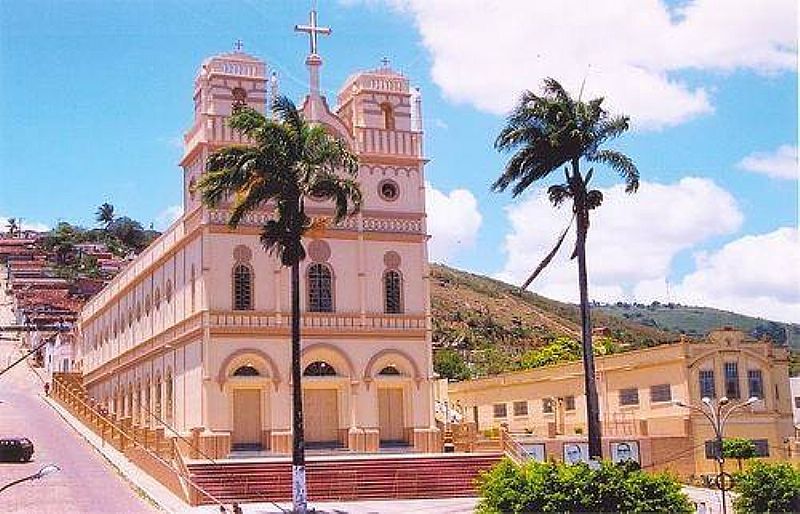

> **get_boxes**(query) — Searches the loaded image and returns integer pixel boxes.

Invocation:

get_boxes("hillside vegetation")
[430,264,798,380]
[430,264,677,379]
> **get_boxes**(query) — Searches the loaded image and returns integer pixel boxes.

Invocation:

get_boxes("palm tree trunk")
[576,211,603,459]
[291,261,307,513]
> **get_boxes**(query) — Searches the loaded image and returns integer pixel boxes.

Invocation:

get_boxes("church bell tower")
[179,45,270,215]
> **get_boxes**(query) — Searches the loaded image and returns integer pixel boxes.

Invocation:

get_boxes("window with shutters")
[384,270,403,314]
[650,384,672,403]
[513,401,528,417]
[493,403,507,418]
[619,388,639,406]
[725,362,740,399]
[699,369,716,399]
[565,396,576,411]
[747,369,764,399]
[307,263,334,312]
[233,264,253,310]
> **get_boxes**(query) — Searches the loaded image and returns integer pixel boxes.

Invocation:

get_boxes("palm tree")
[6,218,19,238]
[493,78,639,459]
[196,96,361,513]
[95,203,115,228]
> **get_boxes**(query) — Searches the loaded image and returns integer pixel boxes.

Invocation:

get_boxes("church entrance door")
[233,389,261,447]
[304,389,339,443]
[378,388,405,442]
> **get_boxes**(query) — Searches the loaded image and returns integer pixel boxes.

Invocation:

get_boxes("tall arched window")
[384,270,403,314]
[233,264,253,310]
[154,377,162,424]
[380,103,395,130]
[165,371,174,425]
[307,263,334,312]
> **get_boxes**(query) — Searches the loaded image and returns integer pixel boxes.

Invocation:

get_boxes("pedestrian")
[232,503,243,514]
[43,382,50,396]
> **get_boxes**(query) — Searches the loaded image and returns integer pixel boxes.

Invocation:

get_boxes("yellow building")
[446,328,794,476]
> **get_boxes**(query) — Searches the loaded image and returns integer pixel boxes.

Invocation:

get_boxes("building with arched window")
[76,39,437,457]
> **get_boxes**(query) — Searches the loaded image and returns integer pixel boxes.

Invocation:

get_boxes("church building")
[76,16,439,455]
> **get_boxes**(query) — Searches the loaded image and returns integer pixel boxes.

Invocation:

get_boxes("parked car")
[0,437,34,462]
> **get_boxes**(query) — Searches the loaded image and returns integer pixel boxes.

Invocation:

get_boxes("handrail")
[499,427,534,465]
[51,377,230,511]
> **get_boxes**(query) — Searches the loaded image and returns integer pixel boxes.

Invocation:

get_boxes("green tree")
[477,458,692,513]
[6,217,19,237]
[196,97,361,513]
[733,461,800,513]
[107,217,147,252]
[95,202,115,228]
[493,78,639,458]
[434,348,471,381]
[723,438,757,472]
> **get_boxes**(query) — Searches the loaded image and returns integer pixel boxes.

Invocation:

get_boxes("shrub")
[723,438,756,471]
[733,461,800,513]
[477,458,692,514]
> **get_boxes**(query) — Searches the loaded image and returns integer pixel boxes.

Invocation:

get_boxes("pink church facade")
[77,46,439,454]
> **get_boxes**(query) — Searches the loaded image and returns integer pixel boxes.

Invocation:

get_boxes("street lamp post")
[674,396,759,514]
[0,464,60,494]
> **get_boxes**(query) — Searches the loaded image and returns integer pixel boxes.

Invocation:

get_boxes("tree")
[196,97,361,514]
[6,217,19,237]
[434,348,471,381]
[107,217,147,252]
[95,202,115,228]
[733,461,800,513]
[722,437,756,472]
[493,78,639,458]
[477,458,692,514]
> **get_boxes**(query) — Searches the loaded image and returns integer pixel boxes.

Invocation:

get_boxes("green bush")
[477,458,693,514]
[733,461,800,513]
[723,438,757,471]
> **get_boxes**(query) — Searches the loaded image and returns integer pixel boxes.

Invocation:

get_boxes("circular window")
[378,180,400,202]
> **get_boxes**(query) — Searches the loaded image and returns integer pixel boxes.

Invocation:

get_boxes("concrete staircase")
[186,453,502,504]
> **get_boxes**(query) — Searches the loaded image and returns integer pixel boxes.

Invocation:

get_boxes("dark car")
[0,437,34,462]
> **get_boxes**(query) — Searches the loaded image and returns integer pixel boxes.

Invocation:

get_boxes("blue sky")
[1,0,797,321]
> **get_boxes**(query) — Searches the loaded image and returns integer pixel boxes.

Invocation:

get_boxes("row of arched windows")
[232,264,404,314]
[106,371,174,428]
[232,361,400,378]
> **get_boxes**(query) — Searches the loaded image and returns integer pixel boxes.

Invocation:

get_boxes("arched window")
[233,365,260,377]
[384,270,403,314]
[304,361,337,376]
[307,263,334,312]
[165,279,173,303]
[233,264,253,310]
[154,377,162,423]
[379,365,401,376]
[154,288,161,310]
[165,371,174,425]
[380,103,395,130]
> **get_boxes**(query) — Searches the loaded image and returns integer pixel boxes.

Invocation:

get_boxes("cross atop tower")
[380,56,390,68]
[233,39,244,52]
[294,8,331,56]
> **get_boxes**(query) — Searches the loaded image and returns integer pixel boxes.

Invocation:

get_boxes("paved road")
[0,272,159,513]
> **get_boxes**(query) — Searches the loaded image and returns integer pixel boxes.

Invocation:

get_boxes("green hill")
[594,302,799,350]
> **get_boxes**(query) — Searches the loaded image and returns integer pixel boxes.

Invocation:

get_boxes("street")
[0,272,159,513]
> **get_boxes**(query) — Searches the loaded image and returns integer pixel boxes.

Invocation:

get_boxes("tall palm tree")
[6,218,19,238]
[196,96,361,514]
[95,203,115,228]
[493,78,639,459]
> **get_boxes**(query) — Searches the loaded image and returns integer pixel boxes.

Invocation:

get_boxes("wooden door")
[233,389,261,445]
[378,388,405,442]
[304,389,339,443]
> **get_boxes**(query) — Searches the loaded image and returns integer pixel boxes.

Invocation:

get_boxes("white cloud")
[425,182,482,262]
[379,0,796,129]
[496,177,743,302]
[737,145,798,180]
[154,205,183,231]
[642,227,800,323]
[0,216,50,233]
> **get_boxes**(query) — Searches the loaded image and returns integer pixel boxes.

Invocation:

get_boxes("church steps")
[186,453,502,504]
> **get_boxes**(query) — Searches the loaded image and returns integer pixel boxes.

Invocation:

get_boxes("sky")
[1,0,798,322]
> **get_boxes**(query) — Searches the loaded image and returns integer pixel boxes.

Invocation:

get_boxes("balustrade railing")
[209,311,426,331]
